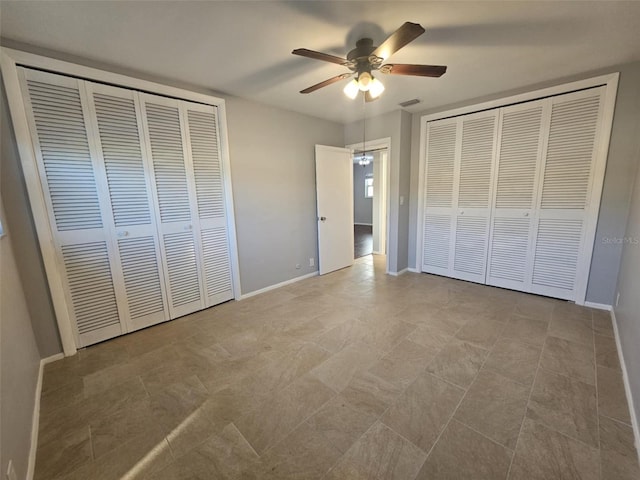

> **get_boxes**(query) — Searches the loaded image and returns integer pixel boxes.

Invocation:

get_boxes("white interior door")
[451,111,499,283]
[84,82,170,333]
[372,150,388,255]
[140,93,205,318]
[487,100,546,291]
[422,117,458,276]
[529,88,605,300]
[315,145,354,275]
[18,68,125,347]
[182,101,234,307]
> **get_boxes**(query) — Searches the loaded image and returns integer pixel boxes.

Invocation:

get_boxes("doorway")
[348,138,389,270]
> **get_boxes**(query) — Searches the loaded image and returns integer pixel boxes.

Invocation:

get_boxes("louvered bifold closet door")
[140,93,205,318]
[451,110,498,283]
[84,83,170,331]
[182,102,234,307]
[422,117,459,276]
[529,87,605,300]
[486,100,546,291]
[18,68,124,346]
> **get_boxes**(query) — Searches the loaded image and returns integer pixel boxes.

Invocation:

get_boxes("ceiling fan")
[292,22,447,102]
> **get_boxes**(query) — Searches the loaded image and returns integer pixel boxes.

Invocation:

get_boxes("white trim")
[239,271,319,300]
[27,353,64,480]
[610,309,640,467]
[388,267,408,277]
[420,73,619,122]
[584,301,612,311]
[354,222,373,226]
[407,267,420,273]
[1,47,242,351]
[346,137,391,274]
[415,72,619,306]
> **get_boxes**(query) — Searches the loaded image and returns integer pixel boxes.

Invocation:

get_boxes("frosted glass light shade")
[369,78,385,99]
[343,79,359,99]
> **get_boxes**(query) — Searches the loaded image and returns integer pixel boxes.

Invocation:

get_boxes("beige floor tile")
[35,257,638,480]
[509,418,599,480]
[234,374,335,454]
[426,338,489,388]
[455,316,504,349]
[382,372,464,453]
[454,369,529,449]
[501,314,548,347]
[339,371,403,417]
[527,369,598,447]
[168,423,258,480]
[34,427,92,480]
[592,310,615,337]
[252,422,343,479]
[483,337,541,386]
[540,335,595,385]
[368,339,435,389]
[305,396,377,453]
[90,398,163,459]
[407,322,455,352]
[415,420,511,480]
[599,415,640,480]
[597,365,632,424]
[548,314,594,346]
[310,341,379,392]
[324,421,426,480]
[595,334,621,370]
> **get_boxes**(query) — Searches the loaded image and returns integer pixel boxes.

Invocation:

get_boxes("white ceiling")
[2,1,640,123]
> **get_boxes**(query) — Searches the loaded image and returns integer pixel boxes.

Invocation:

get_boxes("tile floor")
[35,255,640,480]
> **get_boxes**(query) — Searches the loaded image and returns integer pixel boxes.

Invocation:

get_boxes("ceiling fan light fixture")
[357,71,372,91]
[343,79,359,99]
[368,78,385,99]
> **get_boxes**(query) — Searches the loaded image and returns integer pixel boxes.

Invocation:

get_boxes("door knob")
[319,216,327,222]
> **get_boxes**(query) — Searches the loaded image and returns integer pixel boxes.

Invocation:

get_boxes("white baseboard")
[610,309,640,466]
[388,268,408,277]
[27,353,64,480]
[354,223,372,226]
[407,267,420,273]
[239,271,318,300]
[584,301,612,311]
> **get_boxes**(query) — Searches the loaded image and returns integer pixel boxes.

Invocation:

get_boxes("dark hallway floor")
[354,224,373,258]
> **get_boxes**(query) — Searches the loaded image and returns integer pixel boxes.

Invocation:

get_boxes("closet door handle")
[117,231,129,238]
[184,225,193,231]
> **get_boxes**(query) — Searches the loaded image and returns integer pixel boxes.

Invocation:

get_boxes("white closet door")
[530,88,605,300]
[140,93,205,318]
[422,117,458,276]
[451,110,498,283]
[18,68,124,346]
[182,102,234,307]
[84,83,169,331]
[487,100,546,290]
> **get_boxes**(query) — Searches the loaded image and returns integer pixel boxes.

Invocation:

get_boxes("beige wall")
[225,96,344,294]
[0,199,41,480]
[613,135,640,430]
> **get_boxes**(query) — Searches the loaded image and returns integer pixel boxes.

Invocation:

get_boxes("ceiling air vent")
[399,99,420,107]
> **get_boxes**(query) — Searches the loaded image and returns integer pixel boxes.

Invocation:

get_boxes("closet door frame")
[415,72,619,306]
[1,48,241,356]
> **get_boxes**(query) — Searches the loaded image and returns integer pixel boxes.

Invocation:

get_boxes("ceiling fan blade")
[381,64,447,77]
[364,91,379,103]
[292,48,348,65]
[300,73,351,94]
[372,22,425,60]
